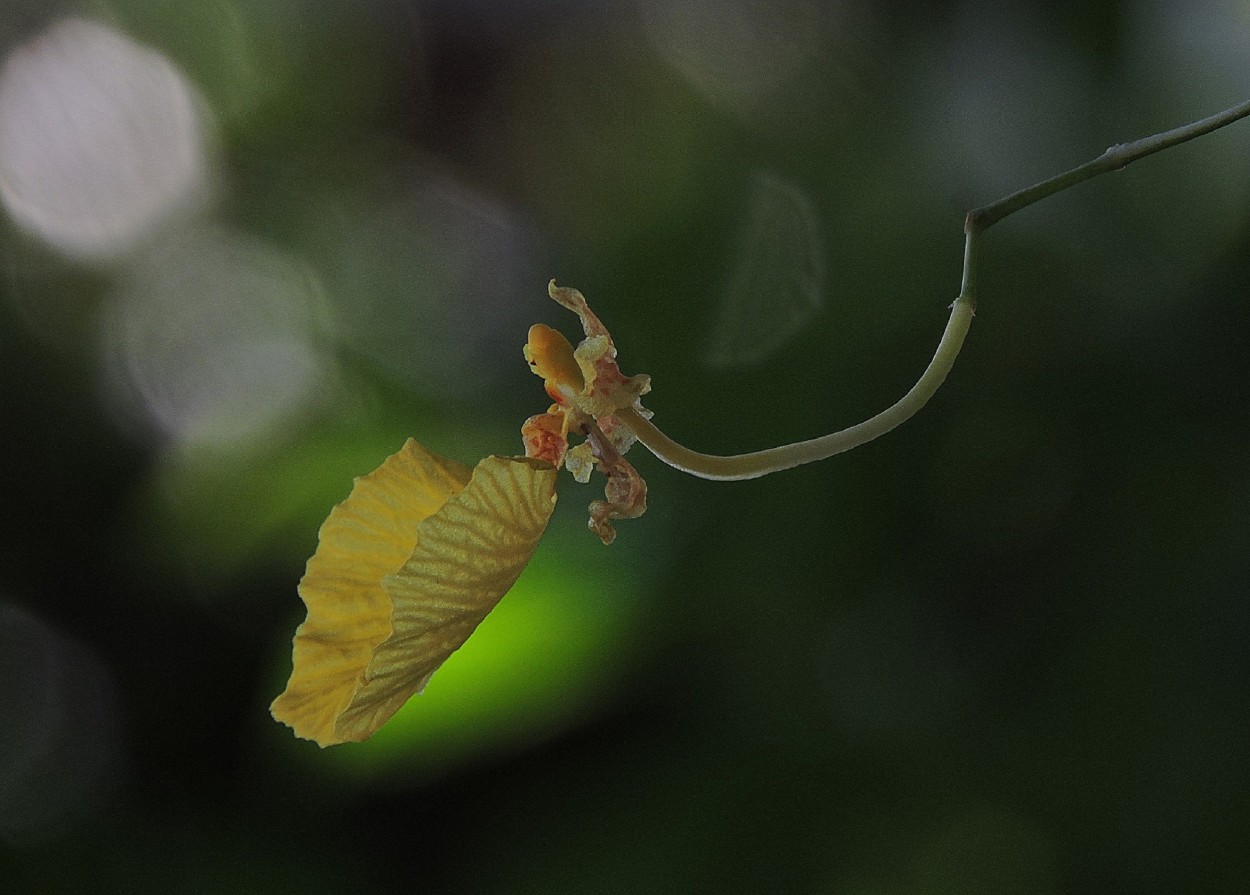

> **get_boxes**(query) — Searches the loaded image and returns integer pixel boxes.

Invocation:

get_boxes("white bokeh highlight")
[637,0,830,116]
[304,170,540,399]
[100,228,329,449]
[0,17,208,259]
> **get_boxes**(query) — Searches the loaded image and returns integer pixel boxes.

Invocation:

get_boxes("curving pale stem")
[619,98,1250,481]
[619,285,975,482]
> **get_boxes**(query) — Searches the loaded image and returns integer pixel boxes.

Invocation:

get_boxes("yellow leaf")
[343,456,558,738]
[270,438,471,745]
[272,447,558,747]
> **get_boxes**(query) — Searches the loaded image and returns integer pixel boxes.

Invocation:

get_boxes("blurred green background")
[1,0,1248,892]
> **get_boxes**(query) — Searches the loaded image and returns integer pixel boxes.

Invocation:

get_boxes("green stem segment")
[619,99,1250,481]
[966,98,1250,232]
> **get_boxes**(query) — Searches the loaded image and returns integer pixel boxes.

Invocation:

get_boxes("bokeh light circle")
[0,17,208,259]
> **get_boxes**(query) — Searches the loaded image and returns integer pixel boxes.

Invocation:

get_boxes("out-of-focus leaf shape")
[704,170,825,367]
[271,443,557,747]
